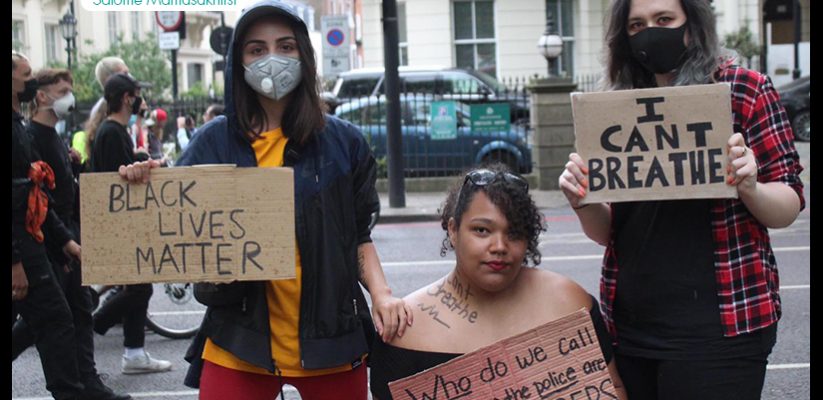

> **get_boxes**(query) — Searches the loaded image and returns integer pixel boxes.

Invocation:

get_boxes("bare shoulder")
[520,268,595,314]
[387,282,455,352]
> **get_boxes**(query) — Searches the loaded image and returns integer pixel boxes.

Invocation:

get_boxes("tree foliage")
[724,25,761,69]
[72,33,172,102]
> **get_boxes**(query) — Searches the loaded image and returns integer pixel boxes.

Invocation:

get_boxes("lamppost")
[537,11,563,78]
[59,10,77,70]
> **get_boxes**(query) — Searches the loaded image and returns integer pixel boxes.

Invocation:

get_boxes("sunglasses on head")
[457,169,529,204]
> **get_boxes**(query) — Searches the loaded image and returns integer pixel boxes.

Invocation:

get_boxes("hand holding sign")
[726,133,757,191]
[558,153,591,209]
[119,159,162,184]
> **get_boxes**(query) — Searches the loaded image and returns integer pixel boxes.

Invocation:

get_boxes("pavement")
[377,141,811,224]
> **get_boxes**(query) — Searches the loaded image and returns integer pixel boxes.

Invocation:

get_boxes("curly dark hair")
[438,164,546,266]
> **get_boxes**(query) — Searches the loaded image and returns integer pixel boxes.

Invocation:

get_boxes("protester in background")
[130,99,150,158]
[175,114,196,153]
[144,108,170,165]
[118,2,411,398]
[71,128,89,165]
[558,0,805,398]
[89,73,173,375]
[13,67,133,400]
[202,103,225,123]
[12,50,87,400]
[369,165,627,400]
[84,57,129,170]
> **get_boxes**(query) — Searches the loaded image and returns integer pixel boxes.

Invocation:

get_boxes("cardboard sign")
[80,166,296,285]
[389,309,616,400]
[571,84,738,204]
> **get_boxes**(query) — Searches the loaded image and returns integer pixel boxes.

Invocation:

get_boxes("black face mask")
[17,79,39,103]
[629,24,688,74]
[131,96,143,115]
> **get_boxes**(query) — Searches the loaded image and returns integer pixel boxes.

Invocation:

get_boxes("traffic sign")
[155,11,184,32]
[159,31,180,50]
[321,15,351,76]
[327,29,345,47]
[210,26,234,56]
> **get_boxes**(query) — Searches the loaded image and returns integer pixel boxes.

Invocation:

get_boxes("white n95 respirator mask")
[243,54,302,101]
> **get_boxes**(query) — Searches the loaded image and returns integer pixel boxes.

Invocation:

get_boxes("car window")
[338,98,385,126]
[407,100,431,126]
[402,73,439,94]
[441,72,481,94]
[337,77,381,98]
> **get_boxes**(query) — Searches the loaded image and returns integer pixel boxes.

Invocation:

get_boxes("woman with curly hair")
[368,165,627,400]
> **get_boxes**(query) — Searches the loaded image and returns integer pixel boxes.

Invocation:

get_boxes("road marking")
[781,285,810,290]
[383,246,808,268]
[773,246,810,252]
[767,363,810,370]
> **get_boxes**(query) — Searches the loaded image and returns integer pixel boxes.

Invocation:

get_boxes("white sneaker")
[121,352,172,375]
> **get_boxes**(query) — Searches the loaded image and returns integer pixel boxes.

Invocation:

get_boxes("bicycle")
[91,282,203,340]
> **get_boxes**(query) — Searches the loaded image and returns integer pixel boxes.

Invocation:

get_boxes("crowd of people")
[12,0,804,399]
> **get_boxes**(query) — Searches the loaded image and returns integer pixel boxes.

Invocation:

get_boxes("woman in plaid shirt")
[559,0,805,399]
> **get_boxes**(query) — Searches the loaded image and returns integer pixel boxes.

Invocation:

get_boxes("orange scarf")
[26,161,55,243]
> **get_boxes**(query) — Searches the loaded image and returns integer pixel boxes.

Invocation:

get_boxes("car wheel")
[793,111,810,142]
[483,150,518,172]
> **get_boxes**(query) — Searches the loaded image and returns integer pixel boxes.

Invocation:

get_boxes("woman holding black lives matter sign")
[369,165,628,400]
[559,0,804,398]
[117,1,410,399]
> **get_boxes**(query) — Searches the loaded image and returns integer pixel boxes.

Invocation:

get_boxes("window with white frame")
[131,12,142,40]
[187,63,204,91]
[45,24,59,64]
[546,0,574,77]
[13,20,26,52]
[453,0,496,77]
[398,2,408,66]
[108,12,120,45]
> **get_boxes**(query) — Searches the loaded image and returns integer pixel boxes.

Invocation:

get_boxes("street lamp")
[537,12,563,78]
[59,11,77,70]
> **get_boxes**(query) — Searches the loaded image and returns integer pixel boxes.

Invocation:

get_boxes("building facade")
[356,0,809,85]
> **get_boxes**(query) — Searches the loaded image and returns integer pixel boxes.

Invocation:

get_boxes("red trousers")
[199,360,368,400]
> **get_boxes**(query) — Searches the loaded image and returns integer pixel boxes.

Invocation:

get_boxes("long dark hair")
[232,15,326,144]
[602,0,730,90]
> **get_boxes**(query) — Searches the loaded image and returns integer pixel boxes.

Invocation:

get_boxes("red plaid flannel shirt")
[599,65,806,339]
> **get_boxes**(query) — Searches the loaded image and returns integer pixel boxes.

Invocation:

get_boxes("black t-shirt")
[91,119,136,173]
[369,295,613,400]
[28,120,75,220]
[12,110,35,180]
[612,200,776,360]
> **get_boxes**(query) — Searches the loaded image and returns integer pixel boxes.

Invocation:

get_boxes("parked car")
[777,76,810,142]
[335,95,532,176]
[323,66,530,126]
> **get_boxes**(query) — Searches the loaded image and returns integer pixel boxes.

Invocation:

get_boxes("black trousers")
[12,226,84,400]
[93,283,153,348]
[615,352,771,400]
[13,219,99,385]
[12,264,99,382]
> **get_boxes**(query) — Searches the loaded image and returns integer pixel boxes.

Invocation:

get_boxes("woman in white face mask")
[117,1,411,399]
[558,0,805,398]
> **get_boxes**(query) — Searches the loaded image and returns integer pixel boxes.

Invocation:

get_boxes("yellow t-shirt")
[201,128,354,377]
